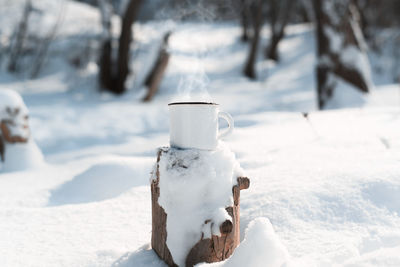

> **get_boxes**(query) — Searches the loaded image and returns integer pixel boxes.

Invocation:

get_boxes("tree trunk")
[243,0,263,79]
[115,0,142,94]
[97,0,142,94]
[98,0,114,90]
[143,32,171,102]
[265,0,294,61]
[313,0,372,109]
[240,0,250,42]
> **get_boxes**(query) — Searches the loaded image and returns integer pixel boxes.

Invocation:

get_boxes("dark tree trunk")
[265,0,294,61]
[99,40,113,89]
[115,0,142,94]
[97,0,142,94]
[240,0,250,42]
[313,0,371,109]
[243,0,263,79]
[7,0,32,72]
[143,32,171,102]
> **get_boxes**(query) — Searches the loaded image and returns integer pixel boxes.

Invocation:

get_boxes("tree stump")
[151,148,250,267]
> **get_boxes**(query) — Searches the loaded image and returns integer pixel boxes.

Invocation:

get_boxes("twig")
[302,112,319,138]
[30,0,66,78]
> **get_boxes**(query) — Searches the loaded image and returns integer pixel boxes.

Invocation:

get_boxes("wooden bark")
[143,32,171,102]
[151,150,177,267]
[151,149,250,267]
[0,121,29,144]
[243,0,263,79]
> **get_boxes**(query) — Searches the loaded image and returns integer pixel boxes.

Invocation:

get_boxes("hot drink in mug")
[168,102,234,150]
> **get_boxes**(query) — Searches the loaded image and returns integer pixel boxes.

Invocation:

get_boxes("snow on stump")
[151,146,249,267]
[0,89,43,172]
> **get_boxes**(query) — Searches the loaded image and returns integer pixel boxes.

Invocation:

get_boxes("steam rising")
[151,0,238,103]
[174,57,212,102]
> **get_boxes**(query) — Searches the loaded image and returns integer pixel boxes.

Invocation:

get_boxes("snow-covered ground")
[1,1,400,266]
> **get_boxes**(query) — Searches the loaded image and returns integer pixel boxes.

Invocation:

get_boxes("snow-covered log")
[151,147,249,267]
[313,0,373,109]
[0,89,43,172]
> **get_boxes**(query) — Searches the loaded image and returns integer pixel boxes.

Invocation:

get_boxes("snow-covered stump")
[0,89,43,172]
[151,147,249,267]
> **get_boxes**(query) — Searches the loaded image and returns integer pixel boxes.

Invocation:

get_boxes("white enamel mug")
[168,102,234,150]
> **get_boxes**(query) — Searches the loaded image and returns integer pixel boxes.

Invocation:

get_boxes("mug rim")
[168,102,218,106]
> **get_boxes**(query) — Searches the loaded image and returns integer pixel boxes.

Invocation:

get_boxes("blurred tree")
[313,0,372,109]
[240,0,251,42]
[243,0,263,79]
[31,2,65,78]
[98,0,142,94]
[264,0,294,61]
[7,0,32,72]
[98,0,113,90]
[143,31,171,102]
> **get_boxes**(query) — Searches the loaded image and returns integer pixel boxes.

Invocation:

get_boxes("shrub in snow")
[0,89,43,172]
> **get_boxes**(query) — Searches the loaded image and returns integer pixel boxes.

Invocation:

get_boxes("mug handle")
[218,111,234,139]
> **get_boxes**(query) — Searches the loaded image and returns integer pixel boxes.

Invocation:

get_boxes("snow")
[0,1,400,266]
[157,144,242,266]
[1,141,44,172]
[0,89,28,117]
[196,218,291,267]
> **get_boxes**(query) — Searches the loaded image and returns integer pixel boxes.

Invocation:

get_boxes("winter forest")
[1,0,400,266]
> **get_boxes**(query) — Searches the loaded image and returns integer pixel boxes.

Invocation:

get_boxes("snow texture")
[196,218,291,267]
[158,144,243,266]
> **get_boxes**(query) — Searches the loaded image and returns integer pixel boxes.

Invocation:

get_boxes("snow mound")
[48,157,153,206]
[157,143,243,266]
[1,142,44,172]
[196,218,291,267]
[111,244,167,267]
